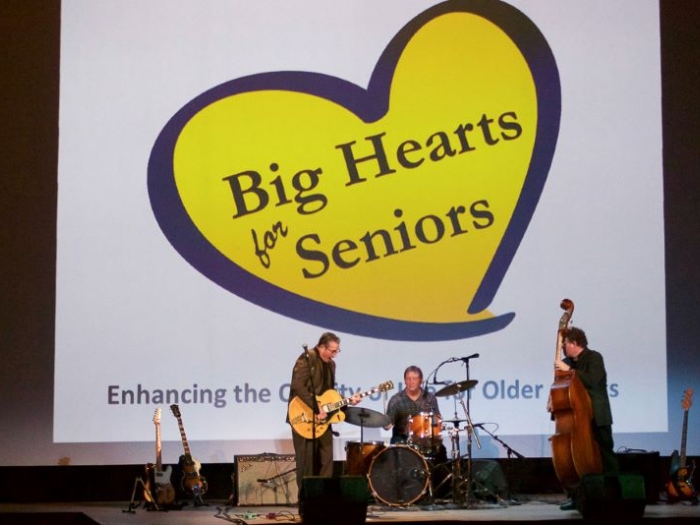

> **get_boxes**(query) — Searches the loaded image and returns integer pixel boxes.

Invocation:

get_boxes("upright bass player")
[550,320,619,511]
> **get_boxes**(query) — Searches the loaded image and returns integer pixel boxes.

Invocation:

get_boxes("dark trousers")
[593,424,619,474]
[567,424,618,501]
[292,426,334,492]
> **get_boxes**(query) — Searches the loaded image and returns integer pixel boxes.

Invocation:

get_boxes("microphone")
[302,343,309,351]
[457,353,479,361]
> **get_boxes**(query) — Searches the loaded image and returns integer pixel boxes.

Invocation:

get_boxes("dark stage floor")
[1,494,698,524]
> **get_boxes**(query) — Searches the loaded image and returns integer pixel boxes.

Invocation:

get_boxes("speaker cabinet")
[300,476,368,525]
[616,451,660,503]
[234,453,297,506]
[471,459,508,501]
[576,473,646,519]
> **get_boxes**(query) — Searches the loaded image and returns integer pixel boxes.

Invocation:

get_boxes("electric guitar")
[169,404,208,503]
[144,408,176,506]
[667,388,697,502]
[288,381,394,439]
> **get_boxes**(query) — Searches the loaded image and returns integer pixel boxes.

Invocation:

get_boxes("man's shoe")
[559,500,576,511]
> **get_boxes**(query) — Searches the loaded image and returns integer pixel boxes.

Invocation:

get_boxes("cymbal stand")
[355,413,367,476]
[450,423,465,505]
[428,421,463,505]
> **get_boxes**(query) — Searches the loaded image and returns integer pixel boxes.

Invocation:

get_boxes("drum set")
[343,379,482,507]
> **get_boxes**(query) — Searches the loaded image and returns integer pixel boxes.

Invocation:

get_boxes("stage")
[1,494,698,524]
[2,453,697,524]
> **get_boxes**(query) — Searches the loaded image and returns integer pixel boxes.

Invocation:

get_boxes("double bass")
[548,299,602,490]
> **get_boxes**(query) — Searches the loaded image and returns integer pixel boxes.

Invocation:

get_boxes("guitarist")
[286,332,361,495]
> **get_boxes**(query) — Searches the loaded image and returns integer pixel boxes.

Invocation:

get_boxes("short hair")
[403,365,423,380]
[317,332,340,347]
[563,326,588,348]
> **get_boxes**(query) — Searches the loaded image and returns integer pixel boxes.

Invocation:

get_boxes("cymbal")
[443,418,467,425]
[344,407,390,428]
[435,380,479,397]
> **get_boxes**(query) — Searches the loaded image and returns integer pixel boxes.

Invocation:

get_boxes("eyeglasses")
[323,345,341,356]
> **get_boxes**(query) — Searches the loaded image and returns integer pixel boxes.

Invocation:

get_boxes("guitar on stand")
[144,408,176,508]
[667,388,697,503]
[288,381,394,439]
[170,404,208,506]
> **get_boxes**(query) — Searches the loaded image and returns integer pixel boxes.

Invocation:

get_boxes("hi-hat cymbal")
[435,380,479,397]
[344,407,390,428]
[443,418,467,425]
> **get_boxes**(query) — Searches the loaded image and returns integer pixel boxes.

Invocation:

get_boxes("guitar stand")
[188,489,207,508]
[122,476,158,513]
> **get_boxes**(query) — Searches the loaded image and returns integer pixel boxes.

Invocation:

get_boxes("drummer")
[384,365,441,445]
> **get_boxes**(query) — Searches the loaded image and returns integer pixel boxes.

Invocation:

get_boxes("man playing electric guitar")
[286,332,361,495]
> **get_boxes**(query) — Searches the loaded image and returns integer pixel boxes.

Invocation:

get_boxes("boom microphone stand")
[456,354,480,508]
[302,344,319,477]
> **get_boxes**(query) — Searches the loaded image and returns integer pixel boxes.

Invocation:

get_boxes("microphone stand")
[257,467,297,505]
[458,356,478,508]
[303,345,319,477]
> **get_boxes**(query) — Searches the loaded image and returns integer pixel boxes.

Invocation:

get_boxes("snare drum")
[344,441,386,476]
[368,445,429,506]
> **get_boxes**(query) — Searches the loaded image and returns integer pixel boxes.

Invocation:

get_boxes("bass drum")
[368,445,429,506]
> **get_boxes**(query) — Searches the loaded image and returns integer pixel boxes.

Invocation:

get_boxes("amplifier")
[616,451,660,503]
[234,453,298,506]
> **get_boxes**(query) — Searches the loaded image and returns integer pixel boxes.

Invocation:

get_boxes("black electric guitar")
[169,404,208,504]
[667,388,697,502]
[288,381,393,439]
[144,408,176,506]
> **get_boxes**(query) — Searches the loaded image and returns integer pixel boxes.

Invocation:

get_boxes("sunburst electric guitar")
[667,388,697,502]
[144,408,176,506]
[288,381,394,439]
[169,404,208,504]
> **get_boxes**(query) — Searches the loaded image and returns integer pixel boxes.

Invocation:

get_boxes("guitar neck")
[155,422,163,470]
[680,410,689,465]
[325,386,380,411]
[175,418,193,458]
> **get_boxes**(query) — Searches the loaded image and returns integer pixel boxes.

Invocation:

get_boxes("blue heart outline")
[148,0,560,341]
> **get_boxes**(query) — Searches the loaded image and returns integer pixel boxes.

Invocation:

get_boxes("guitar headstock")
[153,407,162,425]
[379,380,394,392]
[681,388,694,412]
[170,404,181,419]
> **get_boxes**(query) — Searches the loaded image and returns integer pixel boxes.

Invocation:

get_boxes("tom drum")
[408,412,442,441]
[344,440,386,476]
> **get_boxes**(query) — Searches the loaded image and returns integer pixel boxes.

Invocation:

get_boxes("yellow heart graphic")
[149,1,560,341]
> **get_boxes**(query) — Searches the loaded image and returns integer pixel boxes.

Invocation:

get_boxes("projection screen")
[53,0,666,464]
